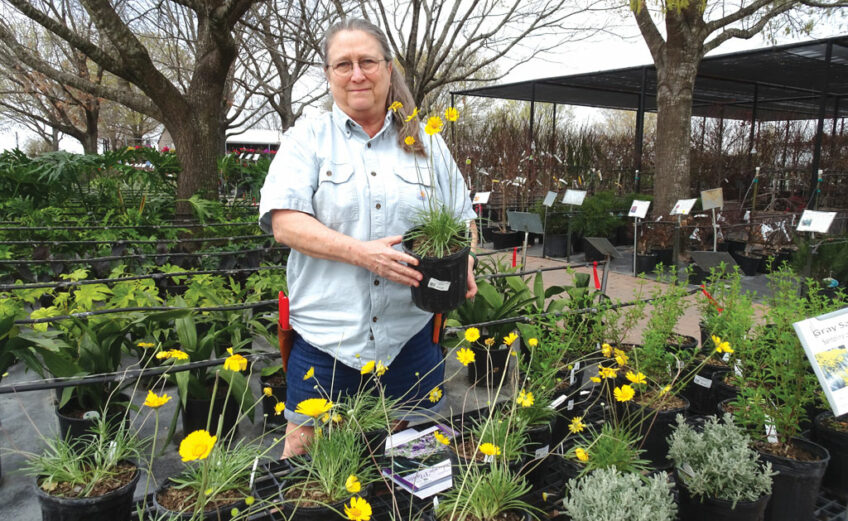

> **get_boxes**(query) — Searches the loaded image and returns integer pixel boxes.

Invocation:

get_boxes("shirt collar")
[331,103,394,140]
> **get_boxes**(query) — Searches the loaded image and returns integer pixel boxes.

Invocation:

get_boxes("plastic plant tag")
[427,278,450,291]
[249,457,259,488]
[483,455,494,463]
[534,445,550,459]
[433,496,439,509]
[677,360,686,370]
[82,411,100,420]
[765,415,778,444]
[693,375,712,388]
[549,395,567,410]
[567,399,575,411]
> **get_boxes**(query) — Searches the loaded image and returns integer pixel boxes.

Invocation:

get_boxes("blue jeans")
[284,319,445,425]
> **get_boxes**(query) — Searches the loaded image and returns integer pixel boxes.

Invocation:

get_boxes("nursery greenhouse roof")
[454,35,848,122]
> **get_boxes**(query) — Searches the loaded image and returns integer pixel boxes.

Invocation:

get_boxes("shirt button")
[375,203,381,209]
[371,171,377,176]
[374,279,380,286]
[325,171,332,177]
[372,316,378,322]
[369,334,374,341]
[367,143,372,148]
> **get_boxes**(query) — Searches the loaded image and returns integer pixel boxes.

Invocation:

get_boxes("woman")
[259,18,477,457]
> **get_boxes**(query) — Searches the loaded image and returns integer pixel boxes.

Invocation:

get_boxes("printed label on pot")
[427,278,451,291]
[549,395,567,410]
[693,375,712,388]
[534,445,550,459]
[567,399,575,411]
[483,455,494,463]
[765,415,778,444]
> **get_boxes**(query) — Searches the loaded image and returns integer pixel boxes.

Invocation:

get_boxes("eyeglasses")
[326,58,388,76]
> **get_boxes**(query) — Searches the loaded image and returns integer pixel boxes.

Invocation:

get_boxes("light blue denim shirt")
[259,104,476,370]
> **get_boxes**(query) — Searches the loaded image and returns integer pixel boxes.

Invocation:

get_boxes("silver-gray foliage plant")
[667,413,774,507]
[562,468,677,521]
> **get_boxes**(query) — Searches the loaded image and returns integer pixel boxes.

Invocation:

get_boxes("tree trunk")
[652,50,700,215]
[166,99,222,215]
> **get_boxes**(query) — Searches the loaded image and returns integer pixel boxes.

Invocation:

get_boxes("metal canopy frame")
[453,35,848,201]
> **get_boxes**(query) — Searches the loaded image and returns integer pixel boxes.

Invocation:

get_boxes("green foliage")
[436,466,537,521]
[668,414,773,507]
[571,422,650,475]
[288,429,376,504]
[469,410,529,463]
[407,205,470,258]
[168,438,262,507]
[563,468,677,521]
[447,278,535,347]
[571,190,628,238]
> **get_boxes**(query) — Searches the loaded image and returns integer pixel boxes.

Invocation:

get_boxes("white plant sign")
[628,200,651,219]
[562,189,587,206]
[472,191,491,205]
[794,307,848,417]
[670,198,697,216]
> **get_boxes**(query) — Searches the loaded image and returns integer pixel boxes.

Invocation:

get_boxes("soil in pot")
[812,412,848,501]
[467,346,510,388]
[260,373,287,427]
[280,478,366,521]
[402,230,470,314]
[154,480,249,521]
[627,391,690,469]
[36,463,139,521]
[676,475,770,521]
[755,437,829,521]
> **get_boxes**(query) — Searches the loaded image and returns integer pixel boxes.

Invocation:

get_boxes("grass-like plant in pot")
[401,108,475,314]
[562,467,677,521]
[154,432,265,520]
[24,416,143,521]
[281,427,377,521]
[435,465,539,521]
[567,422,650,479]
[668,414,774,520]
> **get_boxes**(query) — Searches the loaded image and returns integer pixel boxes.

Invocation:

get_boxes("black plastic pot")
[757,437,829,521]
[635,253,659,275]
[260,373,287,427]
[36,464,139,521]
[651,248,673,267]
[467,345,510,388]
[676,475,770,521]
[153,479,249,521]
[712,370,740,408]
[733,253,762,276]
[812,412,848,501]
[278,477,371,521]
[182,393,240,438]
[490,230,524,250]
[55,393,130,441]
[544,234,569,257]
[625,395,690,469]
[402,230,470,314]
[726,239,746,255]
[681,363,728,416]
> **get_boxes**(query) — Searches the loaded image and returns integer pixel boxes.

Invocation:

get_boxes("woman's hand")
[359,235,423,287]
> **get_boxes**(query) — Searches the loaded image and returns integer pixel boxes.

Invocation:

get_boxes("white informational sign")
[562,189,587,206]
[543,191,558,207]
[472,191,491,205]
[797,210,837,233]
[701,188,724,210]
[628,200,651,219]
[794,307,848,417]
[670,198,697,216]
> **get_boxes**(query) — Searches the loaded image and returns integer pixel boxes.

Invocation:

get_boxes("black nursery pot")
[812,412,848,501]
[467,345,510,388]
[490,230,524,250]
[153,479,249,521]
[651,248,673,267]
[55,392,130,441]
[676,475,770,521]
[582,237,606,262]
[36,464,140,521]
[681,362,727,416]
[544,234,569,258]
[733,252,762,276]
[635,253,659,275]
[182,393,240,438]
[757,437,829,521]
[625,395,690,469]
[402,230,470,314]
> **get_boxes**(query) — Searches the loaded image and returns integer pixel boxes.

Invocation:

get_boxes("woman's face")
[325,30,392,123]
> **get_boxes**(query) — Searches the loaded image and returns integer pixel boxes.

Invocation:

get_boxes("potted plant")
[435,465,538,521]
[451,409,530,474]
[401,108,476,313]
[562,467,676,521]
[24,416,142,521]
[572,190,626,261]
[281,427,377,521]
[730,266,832,521]
[638,218,674,269]
[668,414,774,521]
[153,431,263,520]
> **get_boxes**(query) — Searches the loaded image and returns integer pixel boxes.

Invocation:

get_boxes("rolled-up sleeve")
[431,134,477,223]
[258,124,319,234]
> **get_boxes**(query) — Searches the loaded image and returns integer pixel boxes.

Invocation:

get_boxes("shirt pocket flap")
[318,162,356,186]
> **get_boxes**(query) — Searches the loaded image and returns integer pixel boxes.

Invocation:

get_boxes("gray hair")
[323,18,424,156]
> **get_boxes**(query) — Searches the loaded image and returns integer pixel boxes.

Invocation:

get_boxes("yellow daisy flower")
[404,107,419,122]
[569,416,585,434]
[294,398,333,418]
[599,366,618,379]
[503,332,518,346]
[223,347,247,372]
[464,327,481,343]
[456,347,475,366]
[424,116,443,135]
[360,361,375,375]
[516,389,534,407]
[345,496,372,521]
[404,135,415,146]
[143,390,171,409]
[626,371,647,385]
[345,474,362,494]
[433,431,451,445]
[479,443,501,457]
[575,447,589,462]
[389,101,403,112]
[429,387,443,403]
[179,430,216,462]
[484,337,495,347]
[528,338,538,347]
[712,335,734,354]
[274,402,285,416]
[601,343,613,357]
[263,387,273,397]
[303,366,315,381]
[375,361,387,376]
[614,385,635,402]
[444,107,459,122]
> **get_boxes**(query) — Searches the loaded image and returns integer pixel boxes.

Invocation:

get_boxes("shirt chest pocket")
[394,165,434,222]
[313,162,360,227]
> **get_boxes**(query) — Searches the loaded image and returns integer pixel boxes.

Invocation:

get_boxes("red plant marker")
[700,285,723,313]
[592,262,601,289]
[279,290,290,329]
[512,247,517,267]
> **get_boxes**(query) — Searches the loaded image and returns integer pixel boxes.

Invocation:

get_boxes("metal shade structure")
[452,35,848,199]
